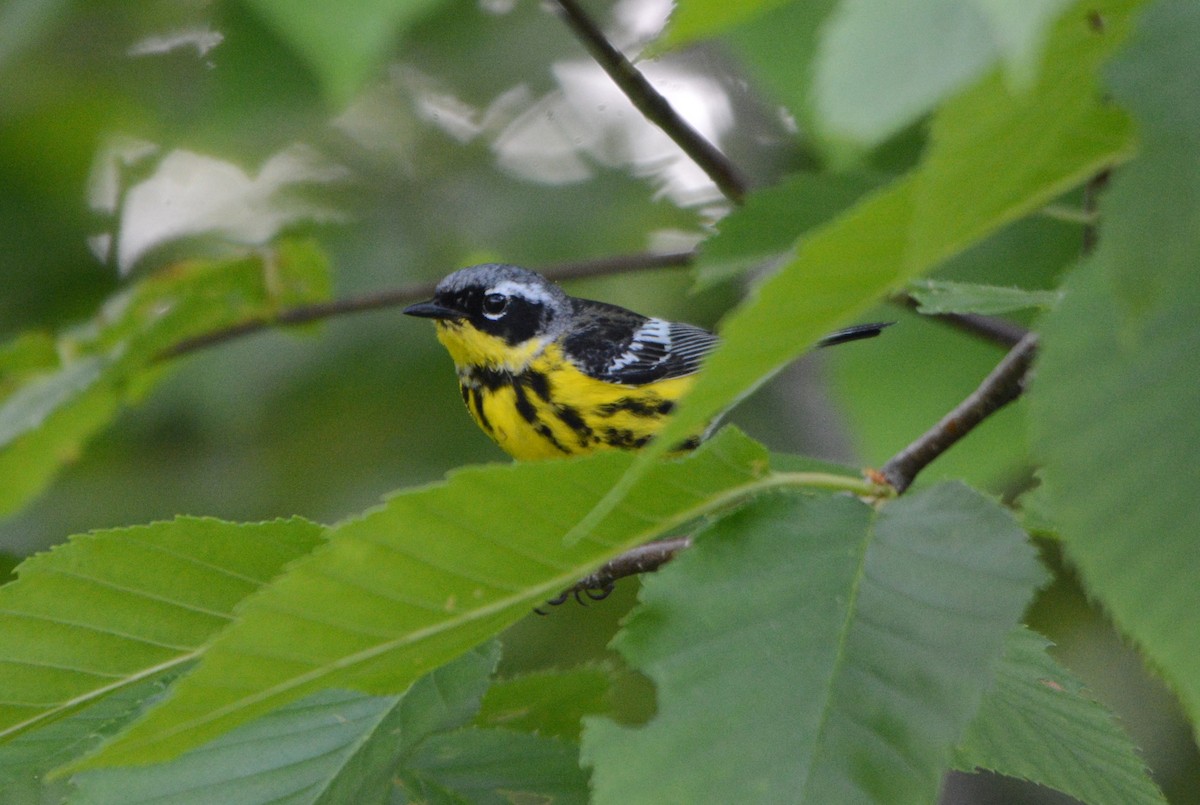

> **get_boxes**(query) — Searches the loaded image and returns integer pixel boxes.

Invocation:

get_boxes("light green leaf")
[0,241,333,517]
[956,627,1164,804]
[969,0,1079,84]
[476,666,611,743]
[71,429,772,768]
[575,0,1137,540]
[722,0,839,131]
[1028,0,1200,734]
[691,171,880,291]
[0,0,70,71]
[658,0,793,51]
[69,644,499,805]
[909,279,1062,315]
[813,0,1074,144]
[399,728,588,804]
[241,0,449,105]
[0,518,324,746]
[583,484,1045,803]
[0,359,118,517]
[907,2,1136,273]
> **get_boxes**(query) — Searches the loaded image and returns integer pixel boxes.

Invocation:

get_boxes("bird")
[404,264,889,461]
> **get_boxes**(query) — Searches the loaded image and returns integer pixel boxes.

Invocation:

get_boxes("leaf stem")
[550,468,891,600]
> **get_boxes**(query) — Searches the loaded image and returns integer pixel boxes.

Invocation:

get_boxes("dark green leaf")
[0,674,181,791]
[583,484,1045,803]
[1028,0,1200,735]
[956,627,1164,804]
[475,666,611,743]
[399,728,588,805]
[68,644,499,805]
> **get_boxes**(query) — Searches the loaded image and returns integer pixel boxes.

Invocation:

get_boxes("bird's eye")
[482,293,509,318]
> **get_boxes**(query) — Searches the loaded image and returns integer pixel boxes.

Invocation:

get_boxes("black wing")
[561,299,719,386]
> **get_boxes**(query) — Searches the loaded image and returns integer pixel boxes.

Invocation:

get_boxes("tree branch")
[879,333,1039,493]
[541,536,691,610]
[157,250,695,360]
[550,0,749,204]
[893,294,1030,348]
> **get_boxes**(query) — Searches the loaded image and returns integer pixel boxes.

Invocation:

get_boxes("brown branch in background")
[880,333,1039,493]
[551,0,749,204]
[158,250,695,360]
[893,295,1029,348]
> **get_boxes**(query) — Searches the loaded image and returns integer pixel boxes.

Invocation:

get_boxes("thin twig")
[157,250,695,360]
[549,328,1036,589]
[893,295,1029,349]
[880,333,1039,493]
[561,535,692,599]
[551,0,749,204]
[926,311,1028,348]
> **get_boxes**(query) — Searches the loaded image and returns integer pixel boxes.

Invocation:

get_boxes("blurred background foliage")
[0,0,1195,800]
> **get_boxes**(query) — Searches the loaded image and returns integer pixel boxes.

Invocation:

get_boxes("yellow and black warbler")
[404,264,888,461]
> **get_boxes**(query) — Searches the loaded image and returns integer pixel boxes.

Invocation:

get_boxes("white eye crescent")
[482,293,509,319]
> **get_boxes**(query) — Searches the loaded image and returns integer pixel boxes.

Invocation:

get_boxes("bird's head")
[404,264,572,371]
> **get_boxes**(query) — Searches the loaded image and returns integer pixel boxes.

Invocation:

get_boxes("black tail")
[817,322,894,348]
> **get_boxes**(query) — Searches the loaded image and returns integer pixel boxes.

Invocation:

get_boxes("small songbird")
[404,264,888,460]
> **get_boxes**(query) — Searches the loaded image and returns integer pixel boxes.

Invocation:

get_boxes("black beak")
[403,300,463,320]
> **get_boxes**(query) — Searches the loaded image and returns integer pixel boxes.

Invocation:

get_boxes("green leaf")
[400,728,588,804]
[0,0,71,71]
[240,0,449,105]
[956,627,1164,804]
[658,0,794,51]
[1028,0,1200,734]
[0,675,181,791]
[70,429,770,768]
[722,0,839,130]
[691,171,880,291]
[0,517,324,746]
[575,0,1137,539]
[582,484,1045,803]
[813,0,1074,144]
[908,279,1062,315]
[0,358,118,517]
[69,643,499,805]
[0,241,333,517]
[907,2,1136,273]
[476,666,612,743]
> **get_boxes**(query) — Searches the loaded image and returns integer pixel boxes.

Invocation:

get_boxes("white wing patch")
[602,318,717,381]
[605,318,672,373]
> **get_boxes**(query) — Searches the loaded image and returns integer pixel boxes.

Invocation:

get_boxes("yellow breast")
[434,321,697,460]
